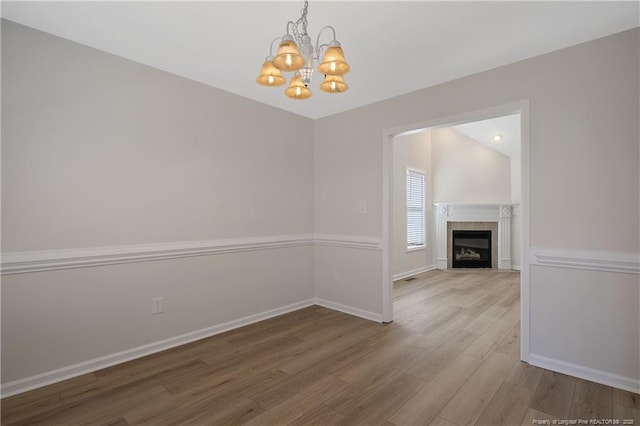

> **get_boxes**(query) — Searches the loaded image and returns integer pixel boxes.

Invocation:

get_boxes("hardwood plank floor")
[2,270,638,425]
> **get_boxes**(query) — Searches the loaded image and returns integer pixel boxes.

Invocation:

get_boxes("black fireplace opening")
[452,230,492,268]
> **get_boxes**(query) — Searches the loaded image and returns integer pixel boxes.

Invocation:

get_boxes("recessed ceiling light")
[493,134,503,142]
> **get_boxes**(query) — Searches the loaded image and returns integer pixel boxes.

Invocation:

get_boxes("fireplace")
[436,204,512,270]
[452,230,492,268]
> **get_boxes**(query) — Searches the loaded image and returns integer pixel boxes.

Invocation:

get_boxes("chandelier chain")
[289,0,309,58]
[297,0,309,35]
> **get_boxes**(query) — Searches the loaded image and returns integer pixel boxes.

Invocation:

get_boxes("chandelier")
[256,0,350,100]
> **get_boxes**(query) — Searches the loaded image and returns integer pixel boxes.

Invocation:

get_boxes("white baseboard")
[1,298,316,398]
[314,298,382,323]
[436,259,448,270]
[528,353,640,393]
[512,264,521,271]
[392,265,436,281]
[498,259,512,270]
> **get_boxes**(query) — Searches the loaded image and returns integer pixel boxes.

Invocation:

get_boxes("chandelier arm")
[315,44,328,60]
[285,20,296,36]
[269,36,281,57]
[287,19,302,45]
[315,25,337,56]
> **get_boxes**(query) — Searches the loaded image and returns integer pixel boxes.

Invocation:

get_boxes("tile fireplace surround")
[435,204,513,270]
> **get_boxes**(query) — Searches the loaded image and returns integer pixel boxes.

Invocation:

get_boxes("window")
[406,169,425,250]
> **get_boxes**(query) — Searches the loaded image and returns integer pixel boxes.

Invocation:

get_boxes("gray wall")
[314,28,639,385]
[392,131,433,278]
[2,18,639,392]
[1,20,315,383]
[431,128,512,204]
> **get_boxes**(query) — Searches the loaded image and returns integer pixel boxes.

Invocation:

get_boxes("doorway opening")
[381,101,530,362]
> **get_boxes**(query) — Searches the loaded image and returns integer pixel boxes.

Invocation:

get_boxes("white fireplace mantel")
[434,203,513,270]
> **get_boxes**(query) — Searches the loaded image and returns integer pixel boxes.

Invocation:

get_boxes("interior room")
[391,113,522,280]
[1,1,639,424]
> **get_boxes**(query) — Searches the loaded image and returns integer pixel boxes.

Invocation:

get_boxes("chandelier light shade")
[285,75,313,99]
[320,74,348,94]
[256,58,286,86]
[318,43,350,75]
[272,35,306,72]
[256,0,350,100]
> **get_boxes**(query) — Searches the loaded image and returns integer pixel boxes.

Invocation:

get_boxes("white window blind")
[406,169,425,249]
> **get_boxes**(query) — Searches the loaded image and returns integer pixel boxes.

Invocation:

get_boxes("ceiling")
[2,1,638,119]
[453,114,521,159]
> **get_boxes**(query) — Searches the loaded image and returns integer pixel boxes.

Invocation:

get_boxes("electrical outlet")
[152,297,164,315]
[331,271,341,284]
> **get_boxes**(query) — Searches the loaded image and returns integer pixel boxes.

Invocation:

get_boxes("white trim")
[0,298,316,398]
[434,203,513,270]
[392,265,436,281]
[511,265,521,271]
[313,234,382,250]
[405,166,427,175]
[1,296,383,397]
[382,101,531,354]
[1,234,383,275]
[530,247,639,275]
[1,235,314,275]
[406,245,427,253]
[528,353,640,394]
[519,101,531,364]
[314,298,382,323]
[382,129,394,323]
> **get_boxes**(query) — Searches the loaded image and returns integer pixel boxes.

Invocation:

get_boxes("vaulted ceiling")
[454,114,521,159]
[2,1,638,119]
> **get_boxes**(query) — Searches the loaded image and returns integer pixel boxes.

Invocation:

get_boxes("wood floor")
[2,270,638,425]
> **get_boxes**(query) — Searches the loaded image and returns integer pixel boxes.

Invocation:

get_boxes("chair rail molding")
[1,235,316,275]
[313,234,382,251]
[1,234,384,275]
[530,247,639,275]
